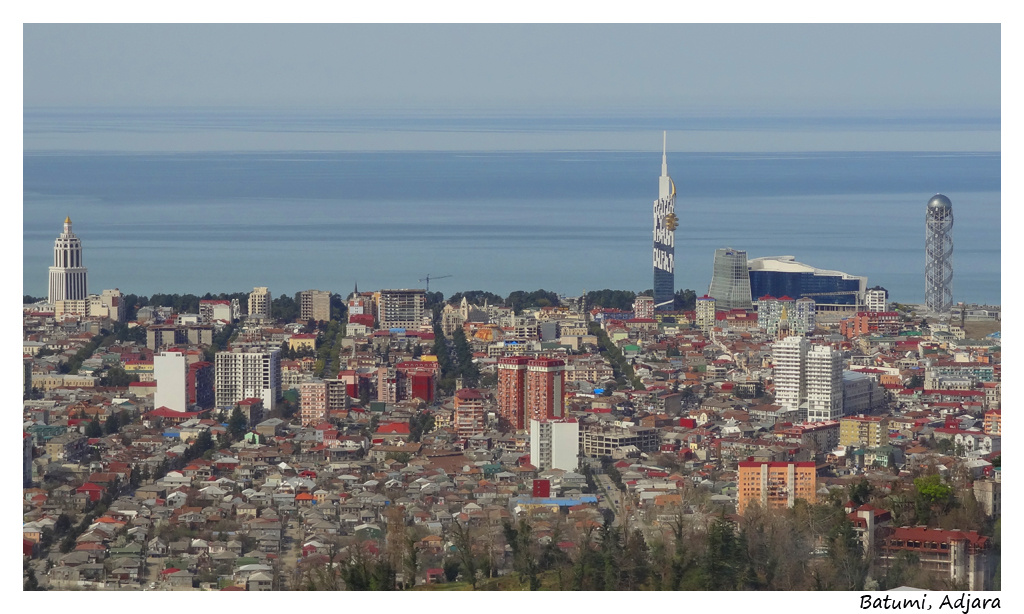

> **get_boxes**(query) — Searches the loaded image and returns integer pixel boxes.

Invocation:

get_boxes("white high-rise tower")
[48,217,88,304]
[806,345,844,422]
[773,336,809,416]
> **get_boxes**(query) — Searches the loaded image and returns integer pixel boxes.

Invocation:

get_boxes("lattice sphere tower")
[925,194,954,313]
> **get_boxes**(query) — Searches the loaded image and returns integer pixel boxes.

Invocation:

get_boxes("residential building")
[806,345,844,422]
[579,424,659,457]
[300,380,328,426]
[876,526,991,590]
[187,361,215,409]
[214,346,281,410]
[633,295,655,320]
[377,289,428,330]
[772,336,809,416]
[983,409,1000,436]
[737,460,817,513]
[299,289,332,322]
[154,351,187,412]
[498,356,530,430]
[453,389,486,438]
[248,287,271,319]
[199,299,233,324]
[526,358,565,422]
[865,286,889,312]
[48,216,88,303]
[696,295,716,332]
[839,415,889,449]
[530,418,580,471]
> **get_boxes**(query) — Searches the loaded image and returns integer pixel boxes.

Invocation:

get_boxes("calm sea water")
[22,113,1001,306]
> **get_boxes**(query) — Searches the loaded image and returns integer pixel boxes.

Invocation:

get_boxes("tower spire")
[661,130,668,177]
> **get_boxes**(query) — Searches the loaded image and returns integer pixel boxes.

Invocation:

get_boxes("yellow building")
[839,415,889,448]
[288,333,317,353]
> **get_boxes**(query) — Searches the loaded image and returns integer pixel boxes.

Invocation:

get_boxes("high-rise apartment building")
[865,286,889,313]
[378,289,428,330]
[633,295,655,320]
[530,418,579,471]
[652,132,677,311]
[187,361,215,409]
[215,346,281,410]
[527,358,566,423]
[497,356,530,430]
[48,217,88,304]
[300,289,332,322]
[773,336,809,416]
[696,295,716,332]
[154,351,187,412]
[454,388,486,438]
[806,345,844,422]
[248,287,272,319]
[708,247,753,310]
[298,378,349,425]
[925,194,954,313]
[737,461,817,513]
[300,379,329,426]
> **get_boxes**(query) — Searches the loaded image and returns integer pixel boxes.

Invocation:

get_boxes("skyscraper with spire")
[652,132,677,311]
[48,216,88,304]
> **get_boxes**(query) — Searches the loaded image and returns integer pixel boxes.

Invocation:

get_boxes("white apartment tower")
[865,287,889,313]
[248,287,272,319]
[48,217,88,304]
[773,336,810,416]
[215,346,281,410]
[806,345,844,422]
[696,295,717,332]
[530,418,580,472]
[153,351,188,412]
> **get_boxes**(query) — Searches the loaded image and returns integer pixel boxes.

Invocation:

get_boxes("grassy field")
[963,321,1000,340]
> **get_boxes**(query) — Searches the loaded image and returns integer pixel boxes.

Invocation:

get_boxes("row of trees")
[313,320,345,378]
[588,322,643,390]
[430,321,479,396]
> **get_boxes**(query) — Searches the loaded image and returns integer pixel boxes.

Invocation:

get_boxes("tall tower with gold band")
[652,132,677,311]
[48,216,88,304]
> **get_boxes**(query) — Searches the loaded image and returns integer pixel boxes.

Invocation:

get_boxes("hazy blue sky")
[24,24,1000,116]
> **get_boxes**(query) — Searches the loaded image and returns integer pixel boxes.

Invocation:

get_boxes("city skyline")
[18,19,1006,601]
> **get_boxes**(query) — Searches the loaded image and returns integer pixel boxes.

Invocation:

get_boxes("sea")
[22,109,1001,306]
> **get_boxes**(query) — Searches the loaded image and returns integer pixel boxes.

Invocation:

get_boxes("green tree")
[673,288,697,311]
[103,412,120,435]
[86,419,103,438]
[54,513,72,536]
[228,406,248,439]
[701,515,741,590]
[848,478,872,506]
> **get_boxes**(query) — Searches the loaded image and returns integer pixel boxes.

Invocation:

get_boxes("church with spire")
[48,216,88,304]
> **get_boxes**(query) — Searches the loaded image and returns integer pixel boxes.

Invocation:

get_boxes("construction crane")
[419,273,451,294]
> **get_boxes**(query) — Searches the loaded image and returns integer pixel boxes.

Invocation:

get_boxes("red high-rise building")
[497,356,530,430]
[527,358,565,422]
[187,361,214,409]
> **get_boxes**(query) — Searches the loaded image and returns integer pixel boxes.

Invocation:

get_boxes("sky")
[24,24,1000,117]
